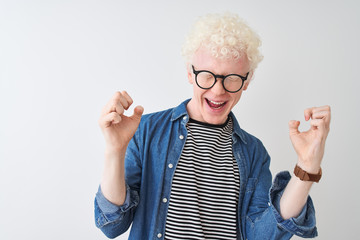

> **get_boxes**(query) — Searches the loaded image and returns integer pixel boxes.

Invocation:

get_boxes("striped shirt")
[165,117,240,240]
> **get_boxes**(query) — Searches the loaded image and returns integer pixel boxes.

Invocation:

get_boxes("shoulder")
[139,99,190,128]
[142,107,174,120]
[242,128,265,148]
[139,107,175,127]
[231,114,268,157]
[231,113,265,147]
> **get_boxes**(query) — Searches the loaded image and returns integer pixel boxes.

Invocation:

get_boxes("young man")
[95,13,331,239]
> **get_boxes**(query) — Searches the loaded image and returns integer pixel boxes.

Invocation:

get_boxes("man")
[94,12,331,239]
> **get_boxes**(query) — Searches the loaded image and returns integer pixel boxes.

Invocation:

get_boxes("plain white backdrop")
[1,0,359,239]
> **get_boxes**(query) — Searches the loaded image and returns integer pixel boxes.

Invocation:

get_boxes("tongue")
[207,100,224,109]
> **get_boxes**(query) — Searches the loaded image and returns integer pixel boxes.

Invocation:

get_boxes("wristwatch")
[294,164,322,183]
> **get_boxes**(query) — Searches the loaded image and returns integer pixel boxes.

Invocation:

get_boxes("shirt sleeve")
[94,184,139,238]
[94,127,143,239]
[243,139,318,239]
[269,171,318,238]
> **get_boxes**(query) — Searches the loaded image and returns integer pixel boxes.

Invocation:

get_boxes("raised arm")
[280,105,331,219]
[98,91,143,205]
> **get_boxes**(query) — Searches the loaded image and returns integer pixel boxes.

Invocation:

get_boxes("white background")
[1,0,359,239]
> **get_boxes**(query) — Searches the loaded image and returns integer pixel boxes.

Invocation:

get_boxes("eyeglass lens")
[196,72,243,92]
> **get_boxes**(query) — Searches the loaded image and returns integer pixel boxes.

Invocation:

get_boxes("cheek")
[231,93,242,105]
[193,85,205,94]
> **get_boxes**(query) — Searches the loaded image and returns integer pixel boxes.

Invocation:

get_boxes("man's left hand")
[288,106,331,173]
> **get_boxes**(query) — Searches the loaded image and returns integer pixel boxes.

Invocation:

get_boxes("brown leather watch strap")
[294,165,322,183]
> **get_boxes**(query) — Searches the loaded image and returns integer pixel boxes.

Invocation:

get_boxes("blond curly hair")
[182,12,263,72]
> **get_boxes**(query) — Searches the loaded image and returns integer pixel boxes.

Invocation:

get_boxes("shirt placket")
[155,115,188,239]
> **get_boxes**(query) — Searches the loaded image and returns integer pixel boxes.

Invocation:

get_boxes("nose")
[211,78,226,95]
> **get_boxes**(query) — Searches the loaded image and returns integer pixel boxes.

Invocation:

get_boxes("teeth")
[209,100,224,105]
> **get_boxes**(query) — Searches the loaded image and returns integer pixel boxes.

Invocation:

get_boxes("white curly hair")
[182,12,263,73]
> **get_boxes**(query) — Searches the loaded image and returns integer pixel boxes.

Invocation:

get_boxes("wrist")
[104,147,126,164]
[294,164,322,183]
[105,145,127,156]
[297,158,321,174]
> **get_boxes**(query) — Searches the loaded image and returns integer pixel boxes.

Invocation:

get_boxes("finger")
[288,120,300,135]
[121,91,134,110]
[102,92,127,116]
[310,118,326,132]
[304,107,316,121]
[312,105,331,114]
[311,110,329,119]
[311,111,331,129]
[102,99,124,117]
[304,105,331,120]
[112,91,129,112]
[312,106,331,123]
[99,112,122,128]
[116,91,133,111]
[130,105,144,121]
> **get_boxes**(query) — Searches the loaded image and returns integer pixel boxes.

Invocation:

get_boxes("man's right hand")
[98,91,144,153]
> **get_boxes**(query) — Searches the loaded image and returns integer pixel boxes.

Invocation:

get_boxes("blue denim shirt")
[94,99,318,239]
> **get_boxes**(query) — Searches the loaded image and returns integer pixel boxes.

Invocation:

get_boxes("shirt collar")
[229,111,247,144]
[171,99,191,121]
[171,99,247,144]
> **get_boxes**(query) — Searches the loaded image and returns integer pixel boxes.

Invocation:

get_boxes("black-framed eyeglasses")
[192,65,249,93]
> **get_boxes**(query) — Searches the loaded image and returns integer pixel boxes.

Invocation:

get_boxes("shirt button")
[157,233,162,238]
[168,163,173,169]
[179,135,184,140]
[183,116,187,120]
[162,198,168,203]
[268,202,271,206]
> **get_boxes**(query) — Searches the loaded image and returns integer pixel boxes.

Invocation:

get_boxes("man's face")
[186,47,251,125]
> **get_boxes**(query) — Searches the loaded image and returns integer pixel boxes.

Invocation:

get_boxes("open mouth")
[206,98,227,110]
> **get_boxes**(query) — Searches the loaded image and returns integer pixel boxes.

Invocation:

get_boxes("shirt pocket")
[243,177,261,225]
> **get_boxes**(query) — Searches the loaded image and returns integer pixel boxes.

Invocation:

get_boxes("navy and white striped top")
[165,117,240,240]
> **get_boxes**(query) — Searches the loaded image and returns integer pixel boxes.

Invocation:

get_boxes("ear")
[186,63,194,84]
[243,81,249,91]
[242,71,254,91]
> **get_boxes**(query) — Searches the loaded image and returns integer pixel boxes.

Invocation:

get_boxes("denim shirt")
[94,99,318,240]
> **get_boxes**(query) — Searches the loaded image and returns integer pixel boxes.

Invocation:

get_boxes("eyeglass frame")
[192,65,249,93]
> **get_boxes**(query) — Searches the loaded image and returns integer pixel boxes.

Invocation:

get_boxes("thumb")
[288,120,300,135]
[131,105,144,121]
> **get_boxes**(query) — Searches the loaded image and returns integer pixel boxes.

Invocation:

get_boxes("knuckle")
[111,112,120,119]
[118,104,125,113]
[113,99,123,109]
[111,99,118,106]
[122,90,133,103]
[113,92,122,101]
